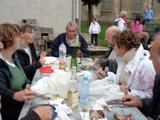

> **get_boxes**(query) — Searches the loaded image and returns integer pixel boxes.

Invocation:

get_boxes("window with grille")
[121,0,128,10]
[101,0,113,11]
[132,0,145,12]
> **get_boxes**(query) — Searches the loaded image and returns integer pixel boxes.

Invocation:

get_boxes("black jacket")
[141,73,160,119]
[15,43,42,80]
[0,54,29,120]
[98,47,118,74]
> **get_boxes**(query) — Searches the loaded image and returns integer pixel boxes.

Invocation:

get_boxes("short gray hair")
[66,21,77,29]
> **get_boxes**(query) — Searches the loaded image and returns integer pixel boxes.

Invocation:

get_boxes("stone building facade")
[82,0,160,22]
[0,0,81,51]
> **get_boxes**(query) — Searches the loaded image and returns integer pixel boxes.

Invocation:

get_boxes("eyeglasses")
[68,30,76,32]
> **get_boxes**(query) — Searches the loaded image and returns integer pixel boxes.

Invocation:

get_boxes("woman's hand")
[40,51,47,58]
[13,84,36,101]
[39,51,47,65]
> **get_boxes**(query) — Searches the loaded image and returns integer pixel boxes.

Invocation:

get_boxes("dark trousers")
[91,34,98,46]
[145,19,152,29]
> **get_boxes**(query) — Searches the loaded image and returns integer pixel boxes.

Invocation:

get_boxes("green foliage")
[152,19,160,29]
[81,22,89,33]
[81,0,101,6]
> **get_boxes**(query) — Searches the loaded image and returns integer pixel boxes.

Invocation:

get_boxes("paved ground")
[82,33,107,56]
[82,33,91,44]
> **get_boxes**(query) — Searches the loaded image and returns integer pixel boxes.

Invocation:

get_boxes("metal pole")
[75,0,81,31]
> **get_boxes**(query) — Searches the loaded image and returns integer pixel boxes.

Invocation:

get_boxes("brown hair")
[113,30,140,51]
[21,24,35,33]
[0,23,20,49]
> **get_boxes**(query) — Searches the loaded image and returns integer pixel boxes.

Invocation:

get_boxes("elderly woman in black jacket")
[15,24,46,80]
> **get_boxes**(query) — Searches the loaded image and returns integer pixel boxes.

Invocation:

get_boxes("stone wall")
[0,0,73,36]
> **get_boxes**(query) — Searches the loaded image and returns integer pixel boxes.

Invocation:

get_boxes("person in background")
[89,16,101,46]
[122,34,160,120]
[95,26,120,78]
[112,30,155,99]
[138,31,150,50]
[147,26,160,46]
[114,10,128,31]
[0,23,36,120]
[51,21,89,57]
[144,5,154,29]
[15,24,46,80]
[130,15,144,35]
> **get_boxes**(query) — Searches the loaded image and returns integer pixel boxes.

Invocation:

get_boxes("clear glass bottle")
[70,56,77,80]
[68,79,79,108]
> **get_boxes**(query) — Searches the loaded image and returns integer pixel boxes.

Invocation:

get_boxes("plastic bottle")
[59,42,66,58]
[79,74,89,112]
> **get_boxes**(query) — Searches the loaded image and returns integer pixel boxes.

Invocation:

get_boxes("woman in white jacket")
[89,17,101,46]
[113,30,155,99]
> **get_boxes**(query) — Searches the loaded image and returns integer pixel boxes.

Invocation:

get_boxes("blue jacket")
[51,33,89,57]
[144,9,153,20]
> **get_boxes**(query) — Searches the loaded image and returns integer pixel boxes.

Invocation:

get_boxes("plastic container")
[79,74,89,112]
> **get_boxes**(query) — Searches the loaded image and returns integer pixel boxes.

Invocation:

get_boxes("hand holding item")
[122,95,143,108]
[39,56,46,65]
[119,85,128,95]
[13,84,37,102]
[96,69,106,79]
[94,58,100,65]
[40,51,47,58]
[39,51,47,65]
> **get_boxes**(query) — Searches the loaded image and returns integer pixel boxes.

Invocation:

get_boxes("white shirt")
[89,21,101,34]
[117,18,127,31]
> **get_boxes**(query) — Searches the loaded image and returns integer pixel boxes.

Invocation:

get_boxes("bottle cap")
[83,74,89,81]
